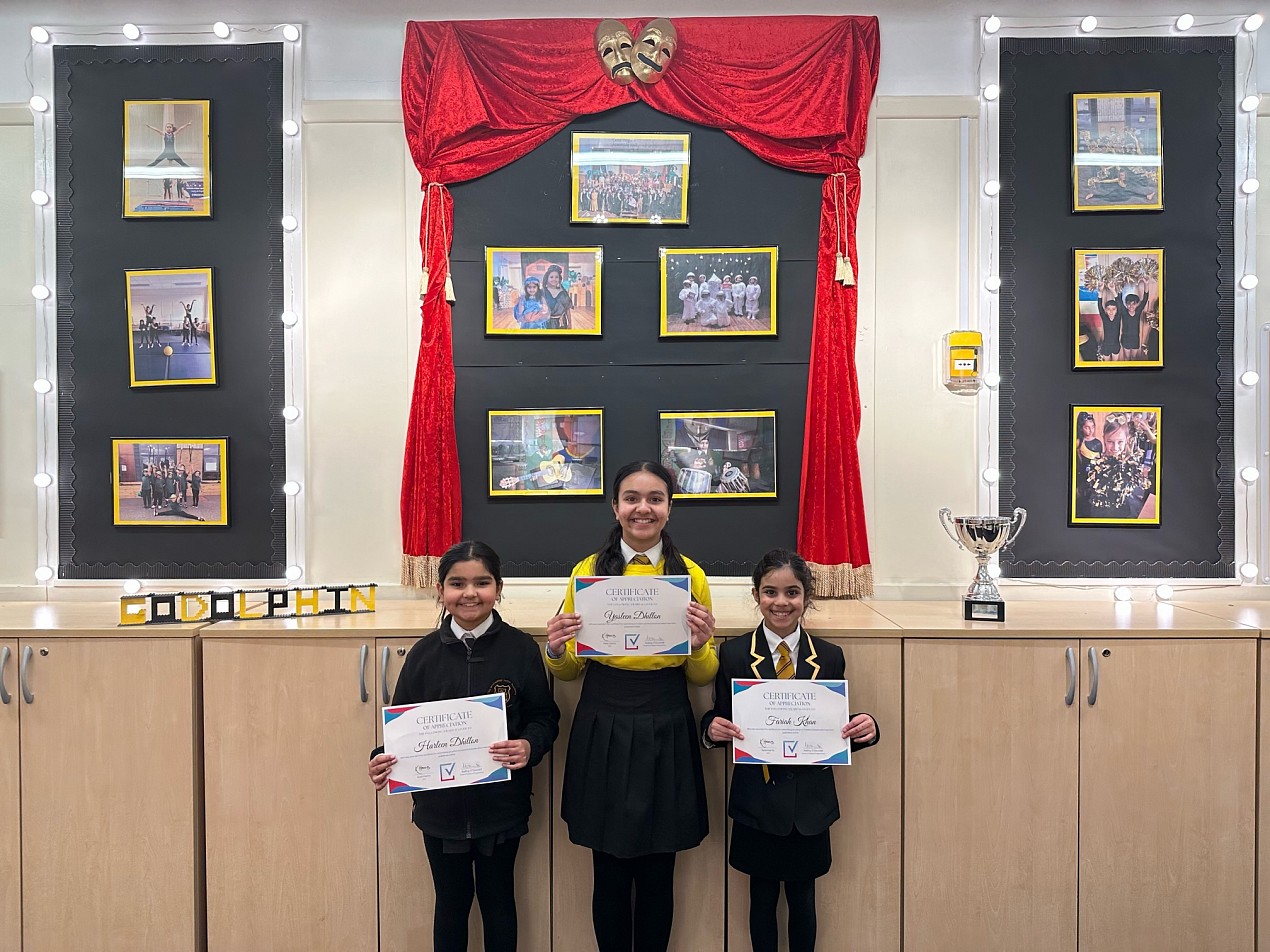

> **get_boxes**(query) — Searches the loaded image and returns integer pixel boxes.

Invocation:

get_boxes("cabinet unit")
[1,640,18,952]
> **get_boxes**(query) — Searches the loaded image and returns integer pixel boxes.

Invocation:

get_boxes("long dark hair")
[751,548,815,606]
[594,460,689,577]
[436,540,503,630]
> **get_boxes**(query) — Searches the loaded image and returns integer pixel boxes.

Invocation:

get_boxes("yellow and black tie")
[763,641,796,783]
[630,554,653,565]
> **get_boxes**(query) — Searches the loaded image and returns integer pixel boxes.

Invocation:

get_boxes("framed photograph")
[1071,406,1160,525]
[123,99,211,218]
[488,410,604,496]
[125,268,217,387]
[486,247,602,335]
[659,247,778,337]
[1072,92,1163,212]
[112,439,228,526]
[659,411,777,499]
[570,132,690,225]
[1074,249,1163,368]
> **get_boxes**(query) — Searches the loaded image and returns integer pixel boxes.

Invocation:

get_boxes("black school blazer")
[701,625,880,837]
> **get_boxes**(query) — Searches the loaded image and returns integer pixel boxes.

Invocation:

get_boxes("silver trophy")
[938,508,1027,621]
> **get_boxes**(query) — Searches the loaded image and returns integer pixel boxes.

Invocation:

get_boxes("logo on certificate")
[625,633,640,650]
[782,740,799,759]
[440,763,457,782]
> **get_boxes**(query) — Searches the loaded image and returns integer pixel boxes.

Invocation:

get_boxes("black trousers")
[748,876,817,952]
[591,850,677,952]
[423,833,520,952]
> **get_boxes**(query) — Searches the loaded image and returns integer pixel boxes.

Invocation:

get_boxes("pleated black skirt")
[729,822,832,881]
[561,662,709,858]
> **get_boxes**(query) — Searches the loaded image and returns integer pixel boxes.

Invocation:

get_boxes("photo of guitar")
[489,409,605,497]
[499,454,574,490]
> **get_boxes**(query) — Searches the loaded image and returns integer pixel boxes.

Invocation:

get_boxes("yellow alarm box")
[944,330,983,394]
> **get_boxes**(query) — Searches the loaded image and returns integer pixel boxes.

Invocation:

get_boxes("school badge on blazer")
[489,679,517,703]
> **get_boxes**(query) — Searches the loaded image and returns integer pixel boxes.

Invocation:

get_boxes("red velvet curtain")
[400,16,879,594]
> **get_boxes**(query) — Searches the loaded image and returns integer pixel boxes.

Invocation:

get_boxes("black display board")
[450,102,822,576]
[998,37,1236,578]
[54,44,286,579]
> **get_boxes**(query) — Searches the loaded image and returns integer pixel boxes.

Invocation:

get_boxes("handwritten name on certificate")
[381,694,510,794]
[731,679,851,767]
[573,574,692,657]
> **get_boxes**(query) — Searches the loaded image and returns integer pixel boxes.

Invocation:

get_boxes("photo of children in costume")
[486,248,601,335]
[661,248,777,336]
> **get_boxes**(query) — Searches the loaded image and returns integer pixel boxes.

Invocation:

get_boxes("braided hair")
[593,460,689,577]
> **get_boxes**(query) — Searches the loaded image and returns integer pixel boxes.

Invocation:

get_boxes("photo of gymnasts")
[1072,92,1162,212]
[659,411,777,498]
[488,410,604,496]
[123,99,211,217]
[1074,249,1162,369]
[660,247,778,337]
[126,268,217,387]
[1070,406,1159,525]
[486,248,601,335]
[571,131,689,224]
[112,439,227,526]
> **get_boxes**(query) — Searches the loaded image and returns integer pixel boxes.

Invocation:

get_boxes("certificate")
[731,679,851,767]
[381,694,510,794]
[573,574,692,656]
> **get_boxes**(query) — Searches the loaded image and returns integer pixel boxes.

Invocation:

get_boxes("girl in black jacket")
[369,541,560,952]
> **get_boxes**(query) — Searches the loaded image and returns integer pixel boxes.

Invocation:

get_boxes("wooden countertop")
[1172,601,1270,633]
[0,602,199,638]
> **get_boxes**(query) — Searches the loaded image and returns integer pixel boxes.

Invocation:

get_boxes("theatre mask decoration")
[595,19,637,86]
[633,19,678,84]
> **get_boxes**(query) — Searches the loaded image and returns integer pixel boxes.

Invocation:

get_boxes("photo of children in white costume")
[660,247,777,337]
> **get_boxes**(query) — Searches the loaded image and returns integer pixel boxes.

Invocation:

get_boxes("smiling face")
[612,469,671,549]
[546,270,563,289]
[437,558,501,630]
[754,566,806,639]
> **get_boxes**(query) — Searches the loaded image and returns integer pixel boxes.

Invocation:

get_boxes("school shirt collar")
[619,539,663,567]
[762,622,801,668]
[450,613,495,640]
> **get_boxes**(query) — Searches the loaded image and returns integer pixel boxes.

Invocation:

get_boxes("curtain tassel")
[420,266,431,301]
[443,260,456,303]
[838,252,855,288]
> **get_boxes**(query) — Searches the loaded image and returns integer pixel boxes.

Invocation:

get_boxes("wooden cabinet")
[0,640,18,952]
[203,637,378,952]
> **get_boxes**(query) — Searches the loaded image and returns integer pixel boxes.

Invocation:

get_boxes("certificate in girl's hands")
[573,574,692,656]
[382,694,510,794]
[731,679,851,766]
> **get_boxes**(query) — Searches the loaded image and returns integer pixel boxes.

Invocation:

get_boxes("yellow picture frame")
[488,410,604,497]
[570,132,689,225]
[1073,249,1163,369]
[112,438,228,526]
[123,99,212,218]
[485,247,603,336]
[1070,406,1160,525]
[1072,92,1163,213]
[659,247,778,337]
[125,267,218,387]
[659,411,777,499]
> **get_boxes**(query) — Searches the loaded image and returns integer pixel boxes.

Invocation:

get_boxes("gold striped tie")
[630,553,652,565]
[764,641,796,783]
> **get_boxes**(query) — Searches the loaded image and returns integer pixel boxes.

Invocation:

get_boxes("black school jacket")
[381,611,560,841]
[701,625,880,837]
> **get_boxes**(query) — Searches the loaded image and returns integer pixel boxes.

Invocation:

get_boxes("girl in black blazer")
[702,548,879,952]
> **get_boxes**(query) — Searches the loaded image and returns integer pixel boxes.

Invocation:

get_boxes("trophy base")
[964,597,1006,623]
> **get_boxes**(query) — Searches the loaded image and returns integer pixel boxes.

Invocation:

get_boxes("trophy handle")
[938,508,964,550]
[1006,507,1027,547]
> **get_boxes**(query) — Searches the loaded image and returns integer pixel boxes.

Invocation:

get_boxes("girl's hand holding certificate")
[545,598,714,658]
[708,712,877,747]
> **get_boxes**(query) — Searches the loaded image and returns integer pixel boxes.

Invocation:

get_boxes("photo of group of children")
[126,268,217,386]
[570,132,690,225]
[112,440,227,526]
[1074,249,1162,368]
[489,411,604,496]
[660,247,777,336]
[1072,92,1162,212]
[122,99,212,218]
[659,412,777,498]
[1071,407,1159,524]
[486,248,601,335]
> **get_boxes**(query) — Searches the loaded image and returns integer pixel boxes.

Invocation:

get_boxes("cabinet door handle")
[381,646,390,704]
[20,646,34,704]
[358,644,369,703]
[0,645,10,705]
[1087,646,1099,706]
[1064,646,1076,706]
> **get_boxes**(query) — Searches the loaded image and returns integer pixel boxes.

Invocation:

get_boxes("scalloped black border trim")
[55,43,287,580]
[998,35,1236,579]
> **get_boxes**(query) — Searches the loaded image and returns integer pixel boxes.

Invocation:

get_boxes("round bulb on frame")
[34,566,54,582]
[285,565,303,581]
[281,215,298,232]
[983,371,1002,389]
[281,405,300,422]
[30,26,50,43]
[31,284,50,300]
[33,473,53,488]
[1080,16,1098,33]
[1241,562,1259,580]
[1242,274,1259,290]
[982,467,1001,484]
[213,21,231,38]
[1175,13,1195,30]
[280,310,299,327]
[282,119,299,136]
[33,378,53,394]
[282,24,300,42]
[984,275,1002,292]
[123,578,142,595]
[1242,95,1261,113]
[29,95,49,113]
[1246,13,1264,31]
[1243,178,1261,194]
[983,83,1000,101]
[983,180,1001,196]
[31,189,50,206]
[282,481,301,496]
[1242,370,1261,386]
[1113,586,1133,602]
[1242,466,1261,483]
[984,15,1002,34]
[1155,584,1174,600]
[122,23,141,40]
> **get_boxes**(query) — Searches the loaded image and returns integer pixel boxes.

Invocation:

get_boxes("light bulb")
[30,26,50,43]
[1242,466,1260,483]
[213,21,230,38]
[1243,178,1260,194]
[1246,13,1264,31]
[1242,274,1260,290]
[33,473,53,488]
[1242,95,1261,113]
[33,378,53,394]
[982,467,1000,484]
[280,310,299,327]
[1175,13,1195,30]
[1241,370,1260,386]
[984,276,1002,292]
[983,180,1001,196]
[1114,586,1133,602]
[1155,584,1174,600]
[281,405,300,422]
[122,23,141,40]
[983,371,1002,389]
[283,481,301,496]
[1241,562,1259,580]
[29,95,49,113]
[281,215,298,231]
[34,566,54,582]
[282,24,300,42]
[1080,16,1098,32]
[983,83,1000,101]
[31,189,50,205]
[285,565,303,581]
[984,15,1002,33]
[123,578,142,595]
[31,284,50,300]
[987,563,1003,579]
[282,119,299,136]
